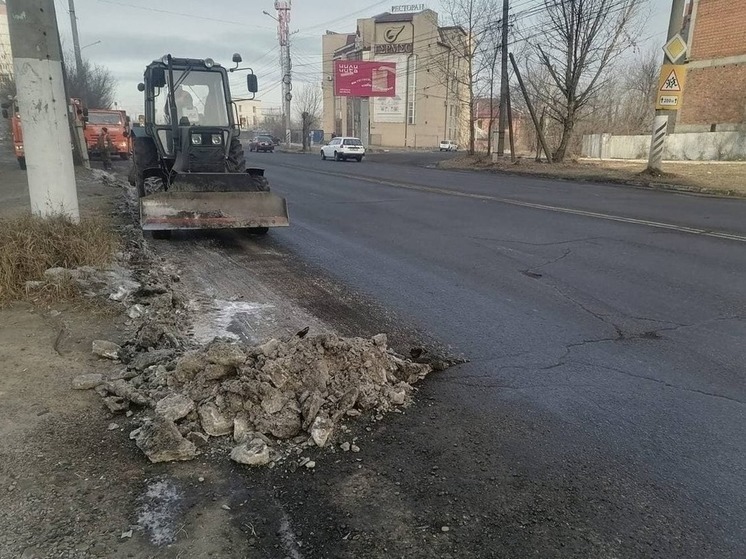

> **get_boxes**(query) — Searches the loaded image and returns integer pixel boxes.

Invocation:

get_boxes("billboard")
[334,61,396,97]
[372,54,408,123]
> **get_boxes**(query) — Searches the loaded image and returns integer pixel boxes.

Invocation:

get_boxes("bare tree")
[436,0,499,155]
[294,84,322,152]
[527,0,646,161]
[475,18,502,154]
[64,53,117,109]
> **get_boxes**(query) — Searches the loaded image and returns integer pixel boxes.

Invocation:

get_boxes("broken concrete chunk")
[186,431,209,447]
[300,391,324,430]
[92,340,121,360]
[135,417,197,463]
[130,349,173,372]
[103,396,128,413]
[71,373,104,390]
[103,379,152,407]
[233,413,252,444]
[198,402,233,437]
[310,416,334,448]
[155,394,194,422]
[127,304,145,319]
[372,333,387,348]
[206,342,246,367]
[258,338,280,358]
[230,439,270,466]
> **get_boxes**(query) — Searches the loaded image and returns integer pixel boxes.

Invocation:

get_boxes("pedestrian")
[98,127,113,170]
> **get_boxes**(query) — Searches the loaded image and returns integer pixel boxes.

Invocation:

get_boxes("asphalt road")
[249,150,745,557]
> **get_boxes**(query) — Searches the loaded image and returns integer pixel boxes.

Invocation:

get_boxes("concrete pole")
[7,0,79,221]
[67,0,83,76]
[284,43,292,149]
[360,97,370,148]
[647,0,687,172]
[496,0,509,156]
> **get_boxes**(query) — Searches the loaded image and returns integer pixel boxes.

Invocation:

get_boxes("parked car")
[249,135,275,152]
[321,137,365,162]
[439,139,458,151]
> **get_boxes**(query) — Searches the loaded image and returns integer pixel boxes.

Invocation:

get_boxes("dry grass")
[0,213,118,304]
[439,155,746,196]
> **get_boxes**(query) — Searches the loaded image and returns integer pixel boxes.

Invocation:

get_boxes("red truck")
[1,100,26,169]
[2,98,87,169]
[84,109,132,160]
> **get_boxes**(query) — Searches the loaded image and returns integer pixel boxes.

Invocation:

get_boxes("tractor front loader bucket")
[140,190,289,231]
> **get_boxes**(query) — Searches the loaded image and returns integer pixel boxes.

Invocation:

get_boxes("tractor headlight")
[191,134,202,145]
[211,134,222,145]
[204,58,215,68]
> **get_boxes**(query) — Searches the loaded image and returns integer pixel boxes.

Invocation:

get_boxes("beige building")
[235,99,262,131]
[0,1,13,84]
[322,9,470,148]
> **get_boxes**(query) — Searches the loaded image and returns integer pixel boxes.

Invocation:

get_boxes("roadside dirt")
[0,153,465,558]
[438,154,746,196]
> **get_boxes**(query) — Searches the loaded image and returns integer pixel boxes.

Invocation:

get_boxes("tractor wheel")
[17,157,26,170]
[133,137,159,197]
[250,175,271,192]
[227,137,246,172]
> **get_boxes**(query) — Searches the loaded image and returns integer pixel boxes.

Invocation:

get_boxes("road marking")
[270,162,746,243]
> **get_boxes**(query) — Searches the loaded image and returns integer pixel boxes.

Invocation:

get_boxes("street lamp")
[81,40,102,50]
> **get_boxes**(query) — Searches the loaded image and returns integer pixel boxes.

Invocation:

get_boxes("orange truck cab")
[1,100,26,169]
[84,109,132,160]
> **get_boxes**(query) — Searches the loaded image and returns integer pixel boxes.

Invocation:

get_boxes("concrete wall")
[582,131,746,161]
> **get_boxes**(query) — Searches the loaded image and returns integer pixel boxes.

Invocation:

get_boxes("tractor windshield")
[155,69,230,127]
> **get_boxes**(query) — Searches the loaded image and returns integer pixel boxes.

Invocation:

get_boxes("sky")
[53,0,673,117]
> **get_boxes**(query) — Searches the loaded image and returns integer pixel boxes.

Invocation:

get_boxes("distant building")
[235,99,262,130]
[679,0,746,131]
[0,1,13,86]
[321,9,470,148]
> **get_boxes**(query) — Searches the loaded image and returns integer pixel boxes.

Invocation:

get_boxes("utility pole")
[6,0,79,220]
[496,0,509,157]
[274,1,292,149]
[647,0,687,172]
[68,0,83,76]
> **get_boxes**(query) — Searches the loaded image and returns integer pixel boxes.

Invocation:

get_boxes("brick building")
[679,0,746,131]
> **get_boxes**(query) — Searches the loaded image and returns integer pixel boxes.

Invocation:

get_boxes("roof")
[374,12,415,23]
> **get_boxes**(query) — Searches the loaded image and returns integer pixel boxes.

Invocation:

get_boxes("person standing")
[97,127,113,170]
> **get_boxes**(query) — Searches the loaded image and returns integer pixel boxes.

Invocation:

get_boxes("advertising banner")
[372,54,408,123]
[334,61,397,97]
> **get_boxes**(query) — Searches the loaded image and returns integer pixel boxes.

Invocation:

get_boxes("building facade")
[235,99,262,131]
[678,0,746,130]
[321,9,470,148]
[0,1,13,85]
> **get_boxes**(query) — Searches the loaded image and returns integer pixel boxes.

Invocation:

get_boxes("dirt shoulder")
[438,155,746,197]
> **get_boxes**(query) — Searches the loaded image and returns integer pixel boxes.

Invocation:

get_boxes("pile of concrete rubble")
[76,333,431,466]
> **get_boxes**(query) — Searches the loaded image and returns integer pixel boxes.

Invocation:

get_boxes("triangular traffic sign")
[660,69,681,92]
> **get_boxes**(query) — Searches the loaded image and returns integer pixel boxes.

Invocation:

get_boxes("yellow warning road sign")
[655,64,686,110]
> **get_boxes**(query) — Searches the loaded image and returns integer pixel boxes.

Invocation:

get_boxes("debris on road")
[80,329,431,466]
[92,339,121,360]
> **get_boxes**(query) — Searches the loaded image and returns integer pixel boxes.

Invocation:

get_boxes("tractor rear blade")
[140,191,289,230]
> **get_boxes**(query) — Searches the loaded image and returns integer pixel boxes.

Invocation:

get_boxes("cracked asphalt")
[246,150,745,556]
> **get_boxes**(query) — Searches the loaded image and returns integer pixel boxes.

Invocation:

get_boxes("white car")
[439,139,458,151]
[321,137,365,162]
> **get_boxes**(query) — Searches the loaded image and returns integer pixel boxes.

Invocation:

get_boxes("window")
[343,138,362,146]
[407,55,417,125]
[154,69,229,127]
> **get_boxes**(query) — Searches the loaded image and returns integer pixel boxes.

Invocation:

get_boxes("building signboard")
[334,60,397,97]
[391,4,426,13]
[374,43,413,54]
